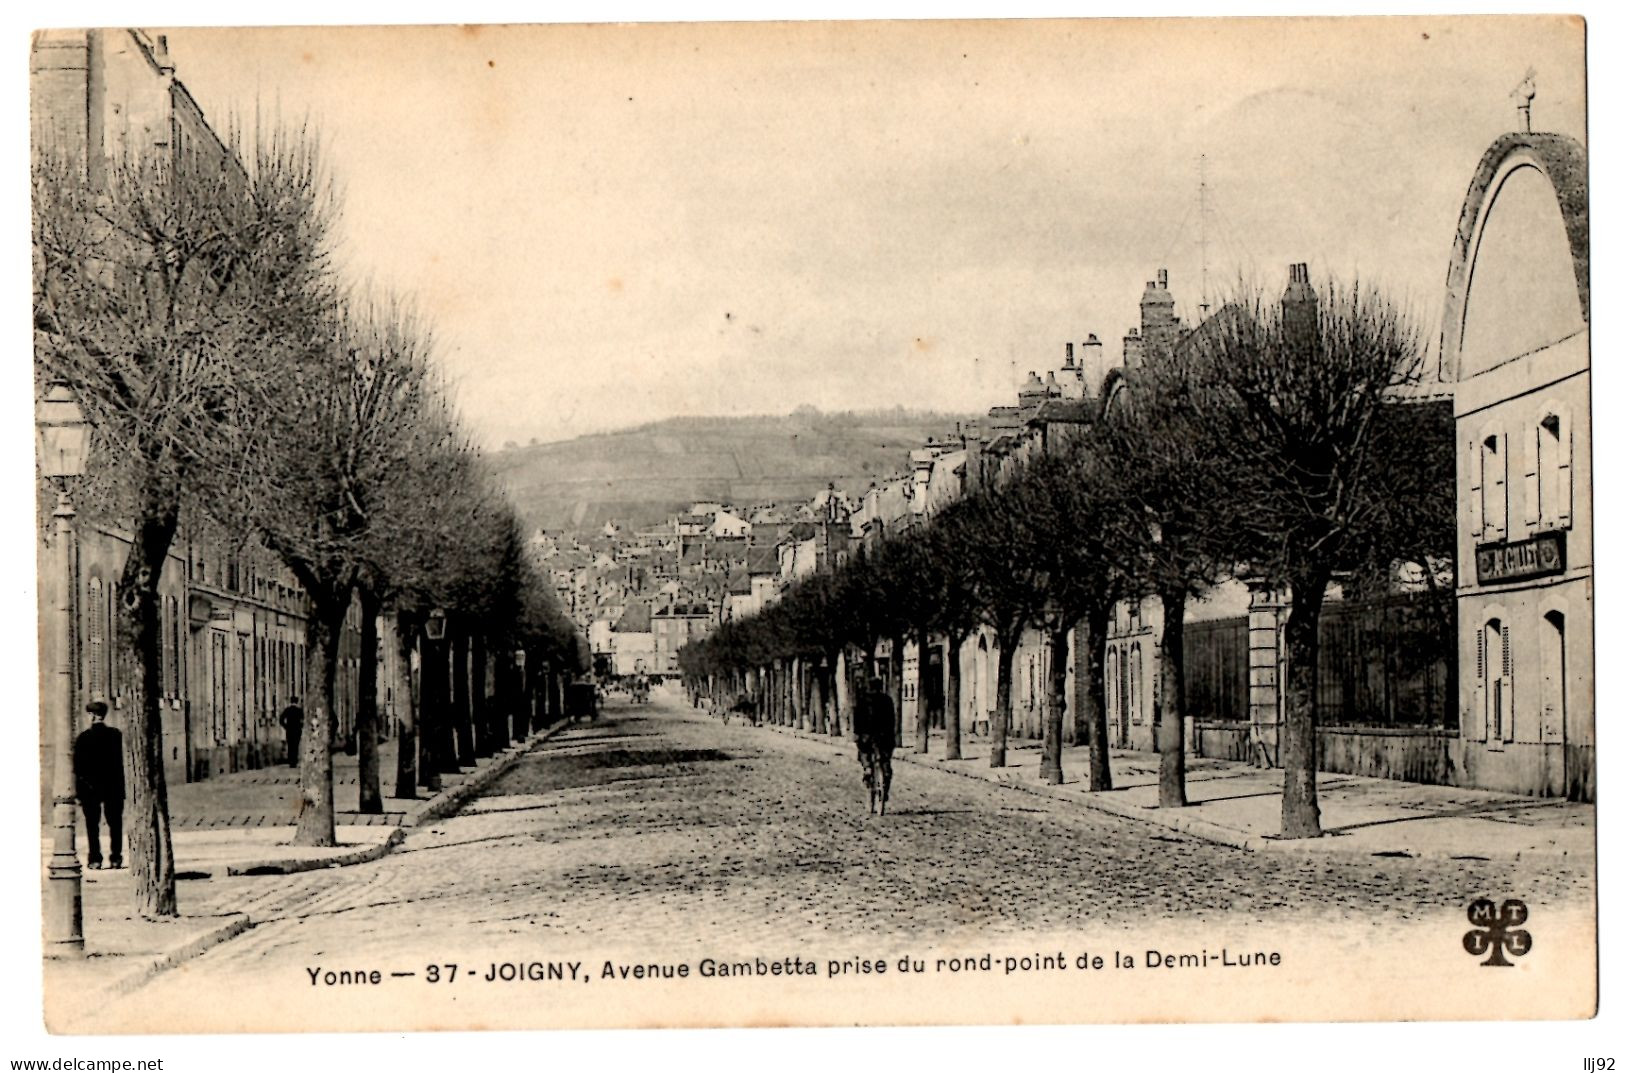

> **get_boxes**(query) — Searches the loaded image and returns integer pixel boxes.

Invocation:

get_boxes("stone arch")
[1441,132,1588,382]
[1099,367,1131,419]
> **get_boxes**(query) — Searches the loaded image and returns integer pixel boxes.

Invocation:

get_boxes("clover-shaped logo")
[1463,898,1532,966]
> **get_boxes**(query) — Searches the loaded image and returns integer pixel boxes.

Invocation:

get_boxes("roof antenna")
[1197,153,1212,317]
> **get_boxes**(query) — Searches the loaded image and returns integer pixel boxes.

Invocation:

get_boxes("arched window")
[1541,610,1566,748]
[1478,617,1514,746]
[1129,643,1143,725]
[1538,411,1573,529]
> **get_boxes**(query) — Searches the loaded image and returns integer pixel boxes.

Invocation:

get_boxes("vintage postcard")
[25,14,1594,1043]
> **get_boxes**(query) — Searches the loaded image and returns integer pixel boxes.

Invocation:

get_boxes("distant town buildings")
[535,127,1586,805]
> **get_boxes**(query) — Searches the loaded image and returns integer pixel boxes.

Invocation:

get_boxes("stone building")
[1442,128,1591,800]
[32,30,368,808]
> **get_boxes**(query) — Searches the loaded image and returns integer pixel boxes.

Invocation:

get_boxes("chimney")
[1123,327,1146,369]
[1080,333,1107,398]
[1282,262,1318,355]
[963,421,985,491]
[1141,267,1180,363]
[1065,342,1075,368]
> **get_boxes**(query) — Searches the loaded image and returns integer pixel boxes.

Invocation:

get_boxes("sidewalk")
[43,720,571,1020]
[756,719,1594,861]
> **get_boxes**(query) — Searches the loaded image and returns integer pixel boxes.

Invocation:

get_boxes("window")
[159,596,173,697]
[1129,643,1142,725]
[171,596,185,697]
[1537,411,1573,530]
[1477,618,1513,747]
[1541,611,1566,748]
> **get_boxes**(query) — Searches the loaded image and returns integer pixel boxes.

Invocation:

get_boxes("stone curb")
[94,913,254,1003]
[204,721,573,876]
[72,723,575,1010]
[221,828,406,877]
[747,719,1418,858]
[404,720,570,829]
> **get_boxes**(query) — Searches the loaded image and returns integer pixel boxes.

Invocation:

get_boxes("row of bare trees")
[681,275,1451,840]
[33,131,582,916]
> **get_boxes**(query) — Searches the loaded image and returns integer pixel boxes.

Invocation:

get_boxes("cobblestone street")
[89,689,1593,1031]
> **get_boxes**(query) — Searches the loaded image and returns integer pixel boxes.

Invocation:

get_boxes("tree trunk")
[1280,572,1330,839]
[294,592,348,847]
[945,633,963,761]
[827,652,844,737]
[116,505,180,917]
[418,637,443,792]
[991,632,1016,768]
[1040,623,1068,784]
[432,636,459,777]
[811,664,827,734]
[914,627,931,753]
[1157,586,1189,809]
[355,587,383,813]
[514,650,530,739]
[1084,603,1113,792]
[452,633,473,765]
[471,635,491,759]
[392,614,419,799]
[889,634,905,742]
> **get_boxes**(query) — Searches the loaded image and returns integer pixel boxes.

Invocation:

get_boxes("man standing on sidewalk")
[73,700,124,870]
[280,697,304,767]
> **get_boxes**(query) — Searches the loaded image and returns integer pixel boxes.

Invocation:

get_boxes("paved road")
[96,688,1591,1030]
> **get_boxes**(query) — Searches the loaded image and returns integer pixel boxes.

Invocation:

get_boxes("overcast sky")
[153,16,1586,448]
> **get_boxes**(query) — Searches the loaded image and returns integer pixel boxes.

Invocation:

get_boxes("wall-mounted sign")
[1476,531,1566,585]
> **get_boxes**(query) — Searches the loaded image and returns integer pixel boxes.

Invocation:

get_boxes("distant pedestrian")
[280,698,305,767]
[74,700,125,870]
[854,676,896,815]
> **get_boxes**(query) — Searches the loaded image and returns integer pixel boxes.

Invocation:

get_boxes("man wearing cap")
[73,700,125,870]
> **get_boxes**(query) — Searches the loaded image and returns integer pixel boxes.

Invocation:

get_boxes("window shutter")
[1523,425,1540,529]
[1489,434,1508,541]
[87,578,104,700]
[1558,416,1574,528]
[1468,438,1484,539]
[1503,624,1516,741]
[1475,634,1488,741]
[107,582,119,699]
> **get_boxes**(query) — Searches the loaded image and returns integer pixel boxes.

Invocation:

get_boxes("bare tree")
[1017,442,1134,788]
[238,297,436,847]
[957,488,1045,769]
[1191,271,1432,838]
[32,129,332,915]
[1095,345,1235,809]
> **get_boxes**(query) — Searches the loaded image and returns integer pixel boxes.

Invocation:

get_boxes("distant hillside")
[489,408,976,534]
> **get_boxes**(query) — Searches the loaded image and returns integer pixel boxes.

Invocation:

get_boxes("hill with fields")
[489,407,976,534]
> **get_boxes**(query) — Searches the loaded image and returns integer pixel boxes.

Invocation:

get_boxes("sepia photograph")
[15,4,1606,1060]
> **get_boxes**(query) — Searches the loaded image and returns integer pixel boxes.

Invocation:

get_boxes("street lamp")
[424,608,448,642]
[37,380,89,958]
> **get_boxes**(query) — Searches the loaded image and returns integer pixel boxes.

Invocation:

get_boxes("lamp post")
[38,381,89,958]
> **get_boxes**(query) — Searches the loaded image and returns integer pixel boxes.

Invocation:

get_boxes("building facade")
[1443,130,1591,800]
[33,30,368,813]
